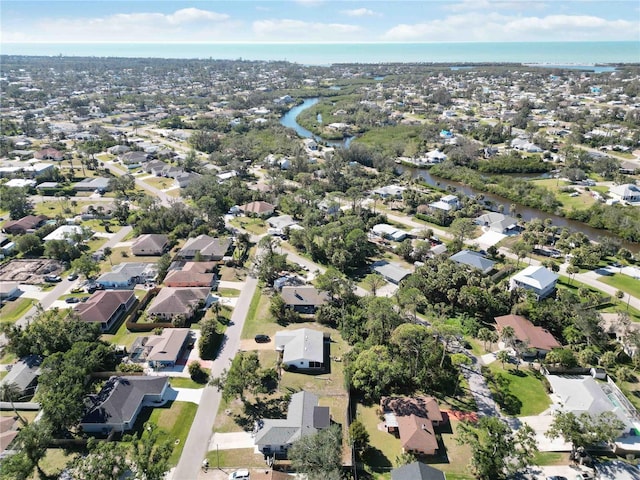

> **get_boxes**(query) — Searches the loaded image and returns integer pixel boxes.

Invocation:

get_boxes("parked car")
[71,287,84,294]
[254,334,270,343]
[228,470,250,480]
[44,275,62,283]
[65,297,80,304]
[67,273,79,281]
[547,476,568,480]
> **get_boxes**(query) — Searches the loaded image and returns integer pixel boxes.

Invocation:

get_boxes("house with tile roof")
[274,328,325,371]
[495,314,561,358]
[254,391,331,458]
[75,290,136,332]
[146,287,210,321]
[164,262,216,288]
[80,376,168,433]
[2,214,49,235]
[238,200,275,217]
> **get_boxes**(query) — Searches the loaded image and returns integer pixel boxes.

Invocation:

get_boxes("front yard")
[484,362,550,417]
[0,297,35,323]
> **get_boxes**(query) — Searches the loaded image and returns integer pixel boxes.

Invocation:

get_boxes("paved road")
[171,276,258,480]
[107,161,176,208]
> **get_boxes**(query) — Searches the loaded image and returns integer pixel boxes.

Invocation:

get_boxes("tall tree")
[546,411,624,453]
[288,424,343,480]
[124,422,174,480]
[69,437,128,480]
[457,416,537,480]
[71,253,101,280]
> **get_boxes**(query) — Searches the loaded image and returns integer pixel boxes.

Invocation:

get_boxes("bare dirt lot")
[0,259,64,284]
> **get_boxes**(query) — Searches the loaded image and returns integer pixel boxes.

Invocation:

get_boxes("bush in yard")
[188,361,209,384]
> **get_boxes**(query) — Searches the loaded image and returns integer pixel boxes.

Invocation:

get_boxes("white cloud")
[381,13,639,42]
[2,8,236,43]
[253,19,361,41]
[341,8,380,18]
[293,0,324,5]
[445,0,548,12]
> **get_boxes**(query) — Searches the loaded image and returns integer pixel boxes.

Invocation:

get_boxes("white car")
[228,469,250,480]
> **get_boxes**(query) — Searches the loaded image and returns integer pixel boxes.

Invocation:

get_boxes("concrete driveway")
[209,431,254,451]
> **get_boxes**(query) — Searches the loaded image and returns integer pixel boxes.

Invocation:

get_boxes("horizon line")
[2,40,638,45]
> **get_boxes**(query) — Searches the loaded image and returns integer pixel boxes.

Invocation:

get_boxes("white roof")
[274,328,324,364]
[512,265,558,289]
[43,225,86,242]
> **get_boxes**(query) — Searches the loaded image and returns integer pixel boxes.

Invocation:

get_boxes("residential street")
[170,276,259,480]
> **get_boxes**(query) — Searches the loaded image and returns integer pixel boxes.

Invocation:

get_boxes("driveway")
[460,362,500,418]
[163,387,204,405]
[209,431,254,451]
[473,229,506,250]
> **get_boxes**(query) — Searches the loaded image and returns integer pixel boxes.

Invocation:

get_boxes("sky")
[2,0,639,44]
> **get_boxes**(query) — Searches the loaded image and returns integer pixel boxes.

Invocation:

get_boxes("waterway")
[279,98,353,148]
[279,97,638,251]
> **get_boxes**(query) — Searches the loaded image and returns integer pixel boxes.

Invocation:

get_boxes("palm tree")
[0,382,27,426]
[103,246,113,265]
[501,326,516,349]
[364,273,386,296]
[496,349,510,368]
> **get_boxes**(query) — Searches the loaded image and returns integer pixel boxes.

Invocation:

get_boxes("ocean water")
[2,41,639,66]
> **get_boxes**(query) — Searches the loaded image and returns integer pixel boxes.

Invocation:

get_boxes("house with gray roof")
[0,355,42,399]
[254,391,331,458]
[80,376,168,434]
[391,462,446,480]
[96,263,158,289]
[509,265,558,299]
[274,328,325,371]
[476,212,519,234]
[178,235,232,261]
[371,261,412,285]
[146,287,210,321]
[280,286,329,314]
[609,183,640,205]
[449,249,496,274]
[133,328,192,369]
[73,177,111,192]
[131,234,169,256]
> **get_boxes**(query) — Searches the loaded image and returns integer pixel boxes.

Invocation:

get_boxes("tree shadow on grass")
[361,446,392,472]
[233,395,290,431]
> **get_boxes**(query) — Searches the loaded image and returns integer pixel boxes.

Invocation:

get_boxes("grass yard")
[218,266,247,282]
[101,317,139,349]
[241,290,274,340]
[218,288,241,297]
[169,378,206,389]
[143,176,175,190]
[532,451,570,466]
[205,448,266,469]
[598,273,640,299]
[30,448,80,480]
[484,363,550,416]
[357,403,474,479]
[230,217,267,235]
[1,410,40,423]
[0,297,35,323]
[147,400,198,466]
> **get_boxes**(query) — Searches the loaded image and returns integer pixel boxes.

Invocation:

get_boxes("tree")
[350,345,397,402]
[103,246,113,265]
[477,327,496,352]
[397,287,426,320]
[124,422,174,480]
[15,233,43,257]
[496,349,510,368]
[394,452,418,468]
[512,240,532,268]
[68,437,128,480]
[544,348,578,368]
[450,217,476,245]
[546,411,624,452]
[457,416,537,480]
[71,253,100,279]
[108,174,135,197]
[0,382,27,426]
[0,451,34,480]
[566,265,579,285]
[188,361,209,384]
[14,421,52,478]
[348,419,370,455]
[288,424,342,480]
[500,325,516,348]
[363,273,386,296]
[0,186,34,220]
[211,351,261,402]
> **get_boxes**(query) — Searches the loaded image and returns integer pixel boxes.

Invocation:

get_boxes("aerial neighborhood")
[1,55,640,480]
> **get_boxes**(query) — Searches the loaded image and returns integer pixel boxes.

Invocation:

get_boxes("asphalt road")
[171,276,259,480]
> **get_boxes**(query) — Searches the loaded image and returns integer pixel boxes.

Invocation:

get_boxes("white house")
[372,223,410,242]
[274,328,325,370]
[609,184,640,205]
[509,265,558,299]
[428,194,460,213]
[43,225,88,244]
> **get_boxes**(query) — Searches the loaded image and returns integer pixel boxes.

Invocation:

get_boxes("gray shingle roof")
[0,355,42,394]
[280,286,329,307]
[392,462,445,480]
[449,249,495,273]
[274,328,324,364]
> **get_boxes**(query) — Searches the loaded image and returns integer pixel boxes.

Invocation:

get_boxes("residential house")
[96,263,157,289]
[391,462,446,480]
[0,162,54,178]
[5,179,36,188]
[274,328,325,370]
[119,151,148,166]
[0,355,42,399]
[2,214,48,235]
[511,138,543,153]
[0,282,20,300]
[449,249,496,274]
[267,215,299,232]
[73,177,111,193]
[428,194,460,213]
[476,212,519,234]
[178,235,232,261]
[34,148,64,161]
[371,223,410,242]
[0,416,19,457]
[146,287,210,321]
[371,185,406,199]
[175,172,201,189]
[164,262,216,288]
[509,265,558,299]
[254,391,331,458]
[238,201,276,217]
[75,290,136,332]
[131,234,169,256]
[280,286,329,314]
[381,396,444,456]
[144,159,168,175]
[80,376,168,434]
[371,261,412,285]
[134,328,192,369]
[43,225,89,244]
[609,184,640,204]
[494,314,561,358]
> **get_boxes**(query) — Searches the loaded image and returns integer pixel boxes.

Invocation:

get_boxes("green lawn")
[598,273,640,299]
[143,176,175,190]
[31,448,79,480]
[218,288,241,297]
[533,451,570,466]
[485,363,550,416]
[205,448,266,469]
[241,290,273,340]
[0,297,35,323]
[230,217,267,235]
[101,317,139,348]
[169,378,206,389]
[148,400,198,466]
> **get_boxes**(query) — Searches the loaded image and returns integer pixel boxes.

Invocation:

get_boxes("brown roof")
[75,290,135,324]
[147,287,209,316]
[396,414,438,454]
[0,416,18,453]
[250,471,295,480]
[145,328,190,363]
[495,314,561,351]
[380,396,443,423]
[280,286,329,307]
[2,214,48,233]
[164,262,216,286]
[239,200,275,214]
[35,148,63,160]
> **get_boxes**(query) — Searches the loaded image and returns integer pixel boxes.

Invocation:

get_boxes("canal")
[280,97,638,252]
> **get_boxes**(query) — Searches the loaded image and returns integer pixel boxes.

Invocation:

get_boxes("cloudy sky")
[2,0,639,43]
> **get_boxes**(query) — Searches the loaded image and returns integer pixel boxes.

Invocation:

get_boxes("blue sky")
[2,0,639,43]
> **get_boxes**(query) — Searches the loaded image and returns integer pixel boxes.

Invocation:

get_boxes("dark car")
[44,275,62,283]
[255,334,270,343]
[65,297,80,304]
